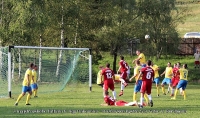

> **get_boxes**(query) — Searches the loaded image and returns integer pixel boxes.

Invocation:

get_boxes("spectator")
[194,50,200,68]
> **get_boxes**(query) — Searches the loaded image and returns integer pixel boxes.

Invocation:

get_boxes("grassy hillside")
[176,0,200,37]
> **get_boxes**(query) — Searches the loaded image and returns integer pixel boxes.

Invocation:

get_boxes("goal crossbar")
[10,46,90,50]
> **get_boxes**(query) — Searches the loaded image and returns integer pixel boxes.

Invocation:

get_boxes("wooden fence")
[177,38,200,55]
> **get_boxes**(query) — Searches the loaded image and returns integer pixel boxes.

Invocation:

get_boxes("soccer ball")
[145,35,150,40]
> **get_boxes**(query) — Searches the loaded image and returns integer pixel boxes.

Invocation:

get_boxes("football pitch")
[0,83,200,117]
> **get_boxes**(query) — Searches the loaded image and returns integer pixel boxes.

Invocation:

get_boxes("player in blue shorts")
[151,62,160,97]
[15,63,34,106]
[160,62,173,95]
[31,65,38,97]
[171,64,188,100]
[129,60,148,104]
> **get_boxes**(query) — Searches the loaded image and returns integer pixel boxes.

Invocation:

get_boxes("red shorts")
[103,80,114,91]
[195,61,200,65]
[115,100,128,106]
[120,71,127,80]
[140,80,152,94]
[171,78,175,84]
[172,78,179,87]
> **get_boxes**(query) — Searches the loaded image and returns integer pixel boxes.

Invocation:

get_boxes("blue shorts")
[22,86,32,93]
[31,83,38,90]
[161,78,171,85]
[177,80,187,90]
[153,77,160,84]
[134,80,142,93]
[141,64,146,68]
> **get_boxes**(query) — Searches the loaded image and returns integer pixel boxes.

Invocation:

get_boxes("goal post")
[8,46,13,98]
[5,46,92,98]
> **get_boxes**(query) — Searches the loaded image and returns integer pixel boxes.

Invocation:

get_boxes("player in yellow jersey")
[97,66,104,96]
[129,60,149,105]
[151,62,160,97]
[171,64,188,100]
[31,65,38,97]
[97,66,104,88]
[160,62,173,95]
[15,63,34,106]
[132,50,146,67]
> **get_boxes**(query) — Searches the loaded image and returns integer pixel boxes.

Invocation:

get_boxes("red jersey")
[119,60,129,72]
[141,66,154,81]
[173,67,180,80]
[101,67,114,81]
[140,66,154,94]
[104,95,115,105]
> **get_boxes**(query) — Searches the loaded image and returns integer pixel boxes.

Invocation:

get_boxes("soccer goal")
[0,46,92,98]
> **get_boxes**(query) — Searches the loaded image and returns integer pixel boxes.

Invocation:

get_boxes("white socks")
[121,82,125,90]
[112,91,117,100]
[147,94,152,101]
[140,97,144,105]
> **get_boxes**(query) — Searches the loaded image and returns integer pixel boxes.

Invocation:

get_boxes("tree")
[134,0,188,59]
[0,0,48,46]
[91,0,137,72]
[0,0,189,72]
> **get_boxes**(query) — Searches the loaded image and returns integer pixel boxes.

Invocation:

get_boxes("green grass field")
[1,54,199,117]
[0,83,200,117]
[1,1,200,117]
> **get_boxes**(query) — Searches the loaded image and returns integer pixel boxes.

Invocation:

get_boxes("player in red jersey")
[167,63,177,93]
[117,56,129,96]
[171,62,181,96]
[103,91,127,106]
[101,63,117,100]
[101,91,145,106]
[136,60,154,108]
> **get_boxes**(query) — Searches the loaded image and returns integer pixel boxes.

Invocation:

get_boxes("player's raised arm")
[129,66,138,82]
[160,71,165,77]
[129,74,136,82]
[132,57,141,64]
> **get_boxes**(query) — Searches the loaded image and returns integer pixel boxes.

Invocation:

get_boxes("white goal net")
[0,46,92,98]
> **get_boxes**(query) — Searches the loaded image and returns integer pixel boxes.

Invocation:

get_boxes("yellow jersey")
[134,65,142,80]
[31,69,37,84]
[152,65,159,78]
[138,53,146,64]
[179,68,188,81]
[97,70,103,84]
[22,68,32,86]
[165,67,173,78]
